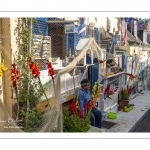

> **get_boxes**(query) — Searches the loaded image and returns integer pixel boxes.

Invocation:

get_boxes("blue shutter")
[66,23,76,54]
[94,27,99,44]
[33,18,48,36]
[122,55,126,70]
[67,33,74,50]
[74,24,83,48]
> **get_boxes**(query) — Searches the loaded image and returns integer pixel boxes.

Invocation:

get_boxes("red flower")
[126,86,135,95]
[28,59,32,63]
[104,84,110,94]
[15,70,19,75]
[99,60,103,63]
[11,64,19,87]
[11,69,19,76]
[126,73,135,79]
[78,109,83,119]
[11,76,15,80]
[32,69,40,77]
[47,60,55,78]
[11,69,15,74]
[84,99,95,114]
[46,61,52,68]
[70,100,76,112]
[108,91,114,95]
[48,68,54,76]
[114,89,117,92]
[104,84,115,99]
[29,62,38,70]
[12,63,16,68]
[91,100,95,105]
[29,61,40,77]
[13,80,17,86]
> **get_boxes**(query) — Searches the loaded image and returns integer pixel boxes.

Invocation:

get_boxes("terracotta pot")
[118,99,129,109]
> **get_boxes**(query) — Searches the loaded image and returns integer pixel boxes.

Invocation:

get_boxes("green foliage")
[63,109,90,132]
[120,85,135,100]
[122,88,129,100]
[14,18,44,132]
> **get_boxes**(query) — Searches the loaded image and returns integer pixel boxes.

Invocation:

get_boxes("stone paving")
[103,90,150,132]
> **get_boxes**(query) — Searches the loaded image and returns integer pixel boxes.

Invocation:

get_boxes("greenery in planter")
[120,85,135,100]
[63,99,94,132]
[12,18,48,132]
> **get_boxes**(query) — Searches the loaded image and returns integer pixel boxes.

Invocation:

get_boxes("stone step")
[88,126,106,132]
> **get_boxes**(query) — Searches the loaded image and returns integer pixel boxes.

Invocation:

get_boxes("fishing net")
[0,17,118,132]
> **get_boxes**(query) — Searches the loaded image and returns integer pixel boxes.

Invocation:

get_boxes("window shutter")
[33,18,48,36]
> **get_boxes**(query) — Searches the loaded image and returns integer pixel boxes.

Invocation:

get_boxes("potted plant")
[119,85,135,109]
[63,99,94,132]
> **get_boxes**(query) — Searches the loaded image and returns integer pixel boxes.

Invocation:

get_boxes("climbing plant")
[13,18,46,132]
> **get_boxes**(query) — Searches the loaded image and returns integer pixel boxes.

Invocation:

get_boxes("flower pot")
[118,99,129,109]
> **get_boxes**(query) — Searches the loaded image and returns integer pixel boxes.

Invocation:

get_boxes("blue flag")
[78,18,86,37]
